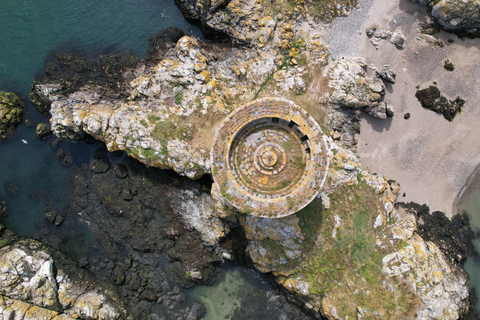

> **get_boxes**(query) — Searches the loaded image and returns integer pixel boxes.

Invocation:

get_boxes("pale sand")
[327,0,480,217]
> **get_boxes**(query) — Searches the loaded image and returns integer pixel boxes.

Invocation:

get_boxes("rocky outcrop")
[328,57,395,119]
[27,1,473,318]
[415,85,465,121]
[238,138,471,319]
[411,0,480,37]
[0,231,126,320]
[0,91,24,139]
[366,24,406,49]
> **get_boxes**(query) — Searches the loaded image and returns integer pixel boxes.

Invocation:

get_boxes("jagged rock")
[36,122,52,139]
[390,30,406,49]
[113,164,128,179]
[366,25,405,49]
[0,237,125,319]
[411,0,480,37]
[370,64,396,84]
[44,210,57,224]
[89,147,111,173]
[415,85,465,121]
[0,91,24,140]
[328,58,393,119]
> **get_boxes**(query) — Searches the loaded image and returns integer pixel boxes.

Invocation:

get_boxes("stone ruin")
[211,97,329,218]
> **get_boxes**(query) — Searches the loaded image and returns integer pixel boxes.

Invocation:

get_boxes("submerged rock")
[0,91,24,139]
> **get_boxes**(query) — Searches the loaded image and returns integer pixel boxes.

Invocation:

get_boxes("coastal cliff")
[21,0,478,318]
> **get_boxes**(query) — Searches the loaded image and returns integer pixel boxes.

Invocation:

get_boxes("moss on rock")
[0,91,25,139]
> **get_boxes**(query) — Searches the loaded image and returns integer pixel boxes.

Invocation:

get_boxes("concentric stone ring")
[211,97,329,218]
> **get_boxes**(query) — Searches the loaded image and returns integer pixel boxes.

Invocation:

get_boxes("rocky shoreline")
[2,0,480,319]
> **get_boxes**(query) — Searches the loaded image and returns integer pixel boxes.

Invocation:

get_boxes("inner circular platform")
[211,97,329,218]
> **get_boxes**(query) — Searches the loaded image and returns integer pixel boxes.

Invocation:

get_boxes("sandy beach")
[327,0,480,217]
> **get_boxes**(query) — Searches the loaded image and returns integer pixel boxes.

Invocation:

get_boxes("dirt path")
[327,0,480,216]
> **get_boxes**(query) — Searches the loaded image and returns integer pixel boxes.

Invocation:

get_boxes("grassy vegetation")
[150,119,193,142]
[291,182,419,318]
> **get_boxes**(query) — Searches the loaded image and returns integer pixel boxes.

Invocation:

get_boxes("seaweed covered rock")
[0,91,24,139]
[415,85,465,121]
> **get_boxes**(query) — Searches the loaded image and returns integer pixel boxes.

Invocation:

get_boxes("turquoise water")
[458,179,480,312]
[0,0,201,236]
[187,265,302,320]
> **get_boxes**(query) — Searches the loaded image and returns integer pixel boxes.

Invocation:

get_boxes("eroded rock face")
[411,0,480,37]
[328,57,394,119]
[0,91,24,139]
[0,237,125,320]
[241,138,471,319]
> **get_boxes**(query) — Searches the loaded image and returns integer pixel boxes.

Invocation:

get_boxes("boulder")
[36,122,52,139]
[411,0,480,37]
[0,91,24,139]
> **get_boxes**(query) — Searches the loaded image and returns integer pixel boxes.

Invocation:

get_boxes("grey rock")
[371,65,396,84]
[44,210,57,224]
[390,30,406,49]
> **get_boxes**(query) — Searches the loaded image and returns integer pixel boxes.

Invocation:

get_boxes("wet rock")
[61,153,73,167]
[4,180,18,197]
[56,148,66,160]
[89,147,111,173]
[54,214,64,226]
[35,122,51,139]
[444,59,455,71]
[113,164,128,179]
[68,157,224,316]
[0,91,24,140]
[121,189,133,201]
[398,202,475,265]
[44,210,57,224]
[0,200,7,216]
[415,85,465,121]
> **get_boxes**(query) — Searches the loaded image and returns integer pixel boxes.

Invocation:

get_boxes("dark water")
[0,0,201,237]
[0,1,291,319]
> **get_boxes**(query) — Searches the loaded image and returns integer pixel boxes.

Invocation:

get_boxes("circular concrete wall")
[211,97,329,218]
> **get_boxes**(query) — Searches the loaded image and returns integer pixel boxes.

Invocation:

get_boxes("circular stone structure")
[211,97,329,218]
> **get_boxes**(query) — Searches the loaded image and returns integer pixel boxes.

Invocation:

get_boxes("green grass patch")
[293,182,417,317]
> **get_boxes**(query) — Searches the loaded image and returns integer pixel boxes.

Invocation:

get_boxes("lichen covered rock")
[411,0,480,37]
[0,237,125,320]
[328,57,394,119]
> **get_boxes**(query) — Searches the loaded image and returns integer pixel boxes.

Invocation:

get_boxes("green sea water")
[457,177,480,312]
